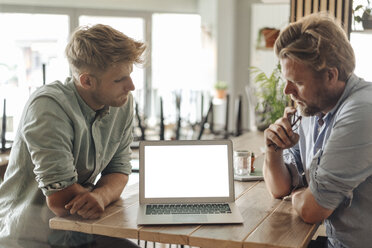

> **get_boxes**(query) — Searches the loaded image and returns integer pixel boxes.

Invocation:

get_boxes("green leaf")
[250,63,289,125]
[355,5,364,11]
[355,16,362,22]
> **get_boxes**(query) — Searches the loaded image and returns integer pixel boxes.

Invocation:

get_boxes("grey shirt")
[0,78,133,247]
[284,74,372,248]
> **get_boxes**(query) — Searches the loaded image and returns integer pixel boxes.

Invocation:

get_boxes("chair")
[1,99,12,152]
[159,97,165,140]
[135,100,146,141]
[234,95,243,136]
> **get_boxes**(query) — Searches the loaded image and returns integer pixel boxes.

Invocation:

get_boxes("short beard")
[298,104,322,117]
[298,89,340,117]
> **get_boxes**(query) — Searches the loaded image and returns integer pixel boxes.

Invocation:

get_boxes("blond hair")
[66,24,146,76]
[275,13,355,81]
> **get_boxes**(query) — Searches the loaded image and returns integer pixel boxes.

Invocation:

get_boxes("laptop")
[137,139,243,225]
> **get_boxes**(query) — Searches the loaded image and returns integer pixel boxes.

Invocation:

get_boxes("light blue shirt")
[0,78,133,247]
[284,74,372,248]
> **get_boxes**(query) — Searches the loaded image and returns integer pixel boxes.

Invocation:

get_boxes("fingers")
[265,123,292,149]
[284,106,297,119]
[64,195,79,212]
[65,192,104,219]
[264,111,300,151]
[65,195,86,215]
[80,205,104,219]
[77,202,104,219]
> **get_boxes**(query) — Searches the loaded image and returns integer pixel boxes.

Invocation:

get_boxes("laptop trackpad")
[173,215,207,223]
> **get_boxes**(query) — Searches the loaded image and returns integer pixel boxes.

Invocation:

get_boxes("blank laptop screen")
[144,144,230,198]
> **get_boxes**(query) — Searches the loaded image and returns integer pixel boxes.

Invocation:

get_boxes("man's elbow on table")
[297,205,325,224]
[46,198,70,217]
[269,188,291,199]
[292,188,333,224]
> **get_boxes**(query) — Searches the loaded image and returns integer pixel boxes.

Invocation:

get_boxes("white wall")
[234,0,261,131]
[250,3,290,75]
[248,3,290,129]
[197,0,290,131]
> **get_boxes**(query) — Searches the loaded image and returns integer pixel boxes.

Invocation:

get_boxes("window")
[151,13,214,130]
[350,33,372,82]
[0,13,69,140]
[0,8,216,142]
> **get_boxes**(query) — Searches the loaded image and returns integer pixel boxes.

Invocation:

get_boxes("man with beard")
[263,13,372,248]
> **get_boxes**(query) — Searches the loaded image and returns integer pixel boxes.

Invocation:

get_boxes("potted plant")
[250,63,289,131]
[257,27,280,48]
[214,81,228,99]
[353,0,372,29]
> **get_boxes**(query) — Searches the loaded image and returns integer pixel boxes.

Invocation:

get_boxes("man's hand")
[65,191,105,219]
[47,173,128,219]
[263,107,300,198]
[264,107,300,152]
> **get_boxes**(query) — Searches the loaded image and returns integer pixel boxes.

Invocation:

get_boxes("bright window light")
[151,14,215,129]
[351,33,372,82]
[0,13,69,140]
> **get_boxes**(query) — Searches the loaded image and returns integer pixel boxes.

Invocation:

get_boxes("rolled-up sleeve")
[22,96,77,196]
[284,142,307,189]
[310,102,372,209]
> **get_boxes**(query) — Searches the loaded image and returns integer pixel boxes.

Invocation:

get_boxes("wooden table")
[49,132,319,248]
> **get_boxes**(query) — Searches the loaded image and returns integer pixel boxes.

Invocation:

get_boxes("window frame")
[0,3,153,116]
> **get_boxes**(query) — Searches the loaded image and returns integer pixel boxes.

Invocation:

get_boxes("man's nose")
[126,77,135,91]
[283,81,295,95]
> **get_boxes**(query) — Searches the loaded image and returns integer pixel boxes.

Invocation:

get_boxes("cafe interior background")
[0,1,370,245]
[0,0,371,150]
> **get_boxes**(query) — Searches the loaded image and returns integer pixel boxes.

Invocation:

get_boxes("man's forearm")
[47,183,89,217]
[93,173,129,207]
[263,150,292,198]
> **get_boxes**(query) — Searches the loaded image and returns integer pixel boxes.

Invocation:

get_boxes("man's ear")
[79,73,95,89]
[327,67,339,84]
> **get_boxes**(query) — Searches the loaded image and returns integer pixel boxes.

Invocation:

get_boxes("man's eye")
[114,77,127,83]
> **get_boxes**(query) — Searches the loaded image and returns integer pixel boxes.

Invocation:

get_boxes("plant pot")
[215,89,226,99]
[362,11,372,29]
[261,28,280,48]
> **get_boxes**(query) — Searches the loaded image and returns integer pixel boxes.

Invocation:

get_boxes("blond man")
[0,24,145,248]
[263,13,372,248]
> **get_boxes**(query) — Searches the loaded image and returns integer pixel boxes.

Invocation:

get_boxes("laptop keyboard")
[146,203,232,215]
